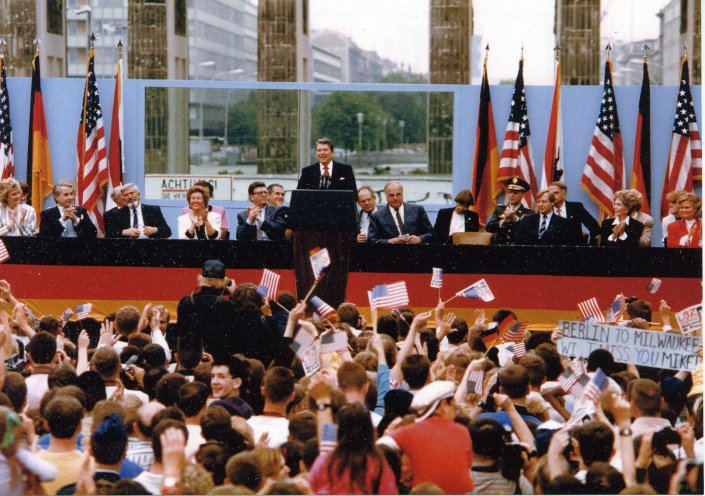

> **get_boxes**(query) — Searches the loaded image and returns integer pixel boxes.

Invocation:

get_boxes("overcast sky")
[310,0,671,84]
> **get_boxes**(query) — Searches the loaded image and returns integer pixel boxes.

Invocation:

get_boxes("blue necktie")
[538,215,548,238]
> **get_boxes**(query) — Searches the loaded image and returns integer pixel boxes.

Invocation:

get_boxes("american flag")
[75,303,93,320]
[430,267,443,289]
[581,57,624,218]
[370,282,409,310]
[311,311,324,323]
[457,278,495,302]
[660,57,702,217]
[571,374,591,400]
[645,278,662,294]
[504,320,528,342]
[558,368,579,393]
[0,52,14,179]
[60,308,74,327]
[513,341,526,358]
[320,423,337,454]
[257,269,280,299]
[607,294,627,322]
[0,239,9,263]
[498,58,538,207]
[77,46,108,236]
[467,370,484,394]
[541,53,563,189]
[582,368,609,405]
[310,296,335,318]
[578,297,605,323]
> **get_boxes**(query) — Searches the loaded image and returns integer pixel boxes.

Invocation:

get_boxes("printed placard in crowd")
[557,320,702,371]
[675,304,702,335]
[309,247,331,279]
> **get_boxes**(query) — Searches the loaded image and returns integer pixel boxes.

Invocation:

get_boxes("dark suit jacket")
[38,206,97,238]
[236,205,287,240]
[106,204,172,238]
[296,161,357,195]
[432,207,480,244]
[485,203,533,245]
[368,203,433,243]
[600,217,644,247]
[512,213,570,246]
[560,201,601,245]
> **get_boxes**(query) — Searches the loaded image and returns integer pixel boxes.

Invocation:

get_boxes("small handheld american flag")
[558,368,579,393]
[467,370,484,394]
[607,294,627,321]
[60,308,74,328]
[257,269,281,299]
[0,239,9,263]
[457,279,495,302]
[75,303,93,320]
[430,267,443,289]
[370,282,409,310]
[578,297,605,323]
[310,296,335,318]
[582,368,609,404]
[645,278,662,294]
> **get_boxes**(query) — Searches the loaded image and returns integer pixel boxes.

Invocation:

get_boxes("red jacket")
[667,219,702,248]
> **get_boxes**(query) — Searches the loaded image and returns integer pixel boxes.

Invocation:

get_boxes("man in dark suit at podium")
[296,137,357,195]
[548,181,601,245]
[368,182,433,244]
[39,182,97,238]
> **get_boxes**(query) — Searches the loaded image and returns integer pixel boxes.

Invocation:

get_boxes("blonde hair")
[678,192,702,217]
[613,189,640,214]
[0,179,20,205]
[252,447,284,478]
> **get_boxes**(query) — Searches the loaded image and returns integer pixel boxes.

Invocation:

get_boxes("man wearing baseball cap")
[486,176,533,245]
[378,380,474,493]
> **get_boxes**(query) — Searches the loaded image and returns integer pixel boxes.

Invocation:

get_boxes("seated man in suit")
[548,181,601,245]
[296,137,357,195]
[512,189,570,246]
[39,181,97,238]
[485,176,533,244]
[236,181,286,240]
[368,182,433,244]
[267,183,286,206]
[106,183,172,239]
[432,189,479,244]
[629,189,654,247]
[357,185,377,243]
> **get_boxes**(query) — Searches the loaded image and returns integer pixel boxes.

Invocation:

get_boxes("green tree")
[312,92,388,152]
[226,90,258,146]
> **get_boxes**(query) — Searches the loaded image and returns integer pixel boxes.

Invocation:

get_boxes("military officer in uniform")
[485,176,533,245]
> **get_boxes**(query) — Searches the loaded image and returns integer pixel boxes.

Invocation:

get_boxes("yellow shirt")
[38,449,84,495]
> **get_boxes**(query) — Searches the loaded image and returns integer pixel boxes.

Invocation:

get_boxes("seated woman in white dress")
[0,178,37,237]
[177,186,221,240]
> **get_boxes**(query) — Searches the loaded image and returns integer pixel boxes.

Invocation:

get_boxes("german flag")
[26,50,53,223]
[631,58,651,214]
[472,50,500,227]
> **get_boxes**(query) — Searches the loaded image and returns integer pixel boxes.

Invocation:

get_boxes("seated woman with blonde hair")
[0,179,36,236]
[666,192,701,248]
[177,186,221,239]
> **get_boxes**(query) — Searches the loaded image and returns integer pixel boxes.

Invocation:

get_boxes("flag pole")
[302,273,326,304]
[442,292,462,305]
[269,299,290,315]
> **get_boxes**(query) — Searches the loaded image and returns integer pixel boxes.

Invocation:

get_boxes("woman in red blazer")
[667,192,701,248]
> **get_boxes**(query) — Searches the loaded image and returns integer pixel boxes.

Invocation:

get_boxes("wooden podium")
[288,190,358,310]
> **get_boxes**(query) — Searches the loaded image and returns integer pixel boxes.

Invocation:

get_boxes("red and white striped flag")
[498,58,538,207]
[542,53,563,189]
[310,296,335,318]
[583,368,609,405]
[0,239,9,263]
[106,43,124,210]
[578,297,605,323]
[76,45,108,236]
[645,278,662,294]
[75,303,93,320]
[504,320,528,342]
[370,282,409,310]
[430,267,443,289]
[60,307,74,328]
[559,368,579,393]
[660,56,702,217]
[513,341,526,358]
[581,56,624,218]
[607,294,627,322]
[0,51,14,179]
[467,370,484,394]
[257,269,281,299]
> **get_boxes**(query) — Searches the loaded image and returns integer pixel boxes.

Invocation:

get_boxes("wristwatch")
[619,427,632,437]
[162,476,179,494]
[316,402,332,411]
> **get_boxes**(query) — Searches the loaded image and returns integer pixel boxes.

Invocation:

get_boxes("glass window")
[175,0,187,36]
[47,0,64,35]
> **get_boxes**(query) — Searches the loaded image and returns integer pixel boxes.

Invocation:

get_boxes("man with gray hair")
[368,182,433,244]
[106,183,171,238]
[38,181,97,238]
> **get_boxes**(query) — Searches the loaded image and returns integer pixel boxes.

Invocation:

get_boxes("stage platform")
[1,237,701,330]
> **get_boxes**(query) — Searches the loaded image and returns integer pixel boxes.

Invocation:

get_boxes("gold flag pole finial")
[683,42,688,58]
[33,37,40,55]
[605,42,612,59]
[643,43,650,60]
[118,38,123,57]
[554,43,561,61]
[90,32,96,50]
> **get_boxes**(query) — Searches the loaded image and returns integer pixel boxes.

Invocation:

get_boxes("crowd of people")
[0,138,701,247]
[0,257,701,495]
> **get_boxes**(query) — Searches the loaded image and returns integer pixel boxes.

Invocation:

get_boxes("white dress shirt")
[130,204,148,239]
[359,208,376,235]
[608,216,630,242]
[449,210,466,236]
[554,203,566,218]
